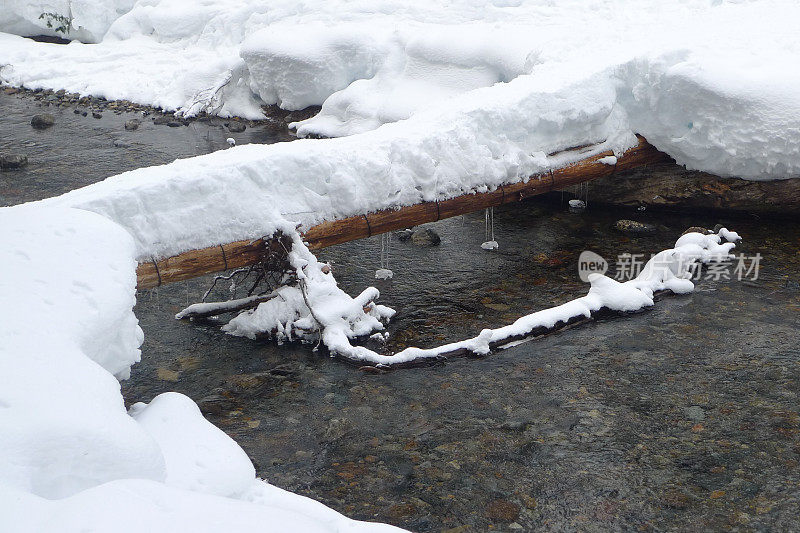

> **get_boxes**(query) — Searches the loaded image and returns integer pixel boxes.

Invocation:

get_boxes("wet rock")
[325,418,354,440]
[0,154,28,170]
[614,219,656,234]
[284,106,322,124]
[589,159,800,216]
[124,119,141,131]
[227,121,246,133]
[683,406,706,421]
[196,393,236,416]
[167,121,184,127]
[30,113,55,129]
[395,229,414,242]
[386,503,417,520]
[682,226,711,236]
[485,499,520,522]
[410,228,441,246]
[661,488,690,509]
[153,114,174,125]
[92,112,102,119]
[112,139,132,148]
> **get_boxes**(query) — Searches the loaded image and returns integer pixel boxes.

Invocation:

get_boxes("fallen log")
[137,136,668,289]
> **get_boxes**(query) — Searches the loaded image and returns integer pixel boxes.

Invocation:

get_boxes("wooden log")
[136,136,666,289]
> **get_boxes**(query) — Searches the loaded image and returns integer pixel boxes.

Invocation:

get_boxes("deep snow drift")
[1,0,799,179]
[0,206,404,532]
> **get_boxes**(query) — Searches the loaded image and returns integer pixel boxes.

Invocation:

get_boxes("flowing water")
[3,91,799,532]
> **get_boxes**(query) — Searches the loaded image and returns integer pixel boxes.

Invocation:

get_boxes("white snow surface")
[0,205,406,531]
[1,0,799,179]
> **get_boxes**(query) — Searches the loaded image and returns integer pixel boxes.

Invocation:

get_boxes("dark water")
[3,91,799,532]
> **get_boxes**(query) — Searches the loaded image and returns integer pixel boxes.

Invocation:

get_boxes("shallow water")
[2,91,799,532]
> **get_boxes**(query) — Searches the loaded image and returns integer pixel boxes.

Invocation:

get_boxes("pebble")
[0,154,28,170]
[30,113,55,129]
[410,228,441,246]
[485,499,521,522]
[614,219,656,234]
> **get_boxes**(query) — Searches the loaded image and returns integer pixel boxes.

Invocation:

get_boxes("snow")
[375,268,394,280]
[1,0,799,179]
[215,227,740,366]
[222,233,395,349]
[0,0,136,42]
[0,205,407,530]
[129,392,256,498]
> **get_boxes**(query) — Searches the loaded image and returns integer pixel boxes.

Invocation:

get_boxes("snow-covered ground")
[2,0,799,179]
[0,206,406,532]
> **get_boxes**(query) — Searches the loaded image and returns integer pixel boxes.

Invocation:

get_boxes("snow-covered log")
[136,136,666,289]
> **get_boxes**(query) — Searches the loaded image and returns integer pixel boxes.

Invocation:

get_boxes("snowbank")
[0,0,135,42]
[0,205,404,531]
[2,0,798,178]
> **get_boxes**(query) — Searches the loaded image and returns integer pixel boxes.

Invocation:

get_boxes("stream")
[2,90,799,532]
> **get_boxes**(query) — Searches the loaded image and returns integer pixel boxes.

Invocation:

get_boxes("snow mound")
[0,205,405,531]
[0,0,135,42]
[2,0,798,178]
[129,392,256,498]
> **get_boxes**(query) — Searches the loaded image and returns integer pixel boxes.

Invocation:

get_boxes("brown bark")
[137,136,667,289]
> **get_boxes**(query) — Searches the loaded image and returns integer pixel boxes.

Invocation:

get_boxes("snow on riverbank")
[2,0,799,179]
[0,205,405,531]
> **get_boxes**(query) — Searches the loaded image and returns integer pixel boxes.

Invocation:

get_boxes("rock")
[395,229,414,242]
[124,119,141,131]
[661,488,690,509]
[167,121,183,127]
[227,121,246,133]
[0,154,28,170]
[284,106,322,124]
[614,219,656,234]
[683,405,706,421]
[325,417,353,440]
[410,228,441,246]
[92,112,102,119]
[682,226,711,236]
[196,393,236,416]
[153,114,174,125]
[112,139,131,148]
[485,499,520,522]
[588,159,800,216]
[30,113,55,129]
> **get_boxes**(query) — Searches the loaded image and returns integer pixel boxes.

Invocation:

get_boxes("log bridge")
[136,136,669,289]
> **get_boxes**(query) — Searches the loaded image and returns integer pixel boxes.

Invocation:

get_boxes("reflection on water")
[3,91,799,531]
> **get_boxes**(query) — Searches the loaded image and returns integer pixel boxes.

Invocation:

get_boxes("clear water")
[3,91,799,532]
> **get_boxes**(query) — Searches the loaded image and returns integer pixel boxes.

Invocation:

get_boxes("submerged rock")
[227,121,246,133]
[682,226,711,236]
[30,113,55,129]
[0,154,28,170]
[124,119,140,131]
[614,219,656,234]
[410,228,441,246]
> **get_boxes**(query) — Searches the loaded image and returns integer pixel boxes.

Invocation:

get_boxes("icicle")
[375,232,393,279]
[481,207,498,250]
